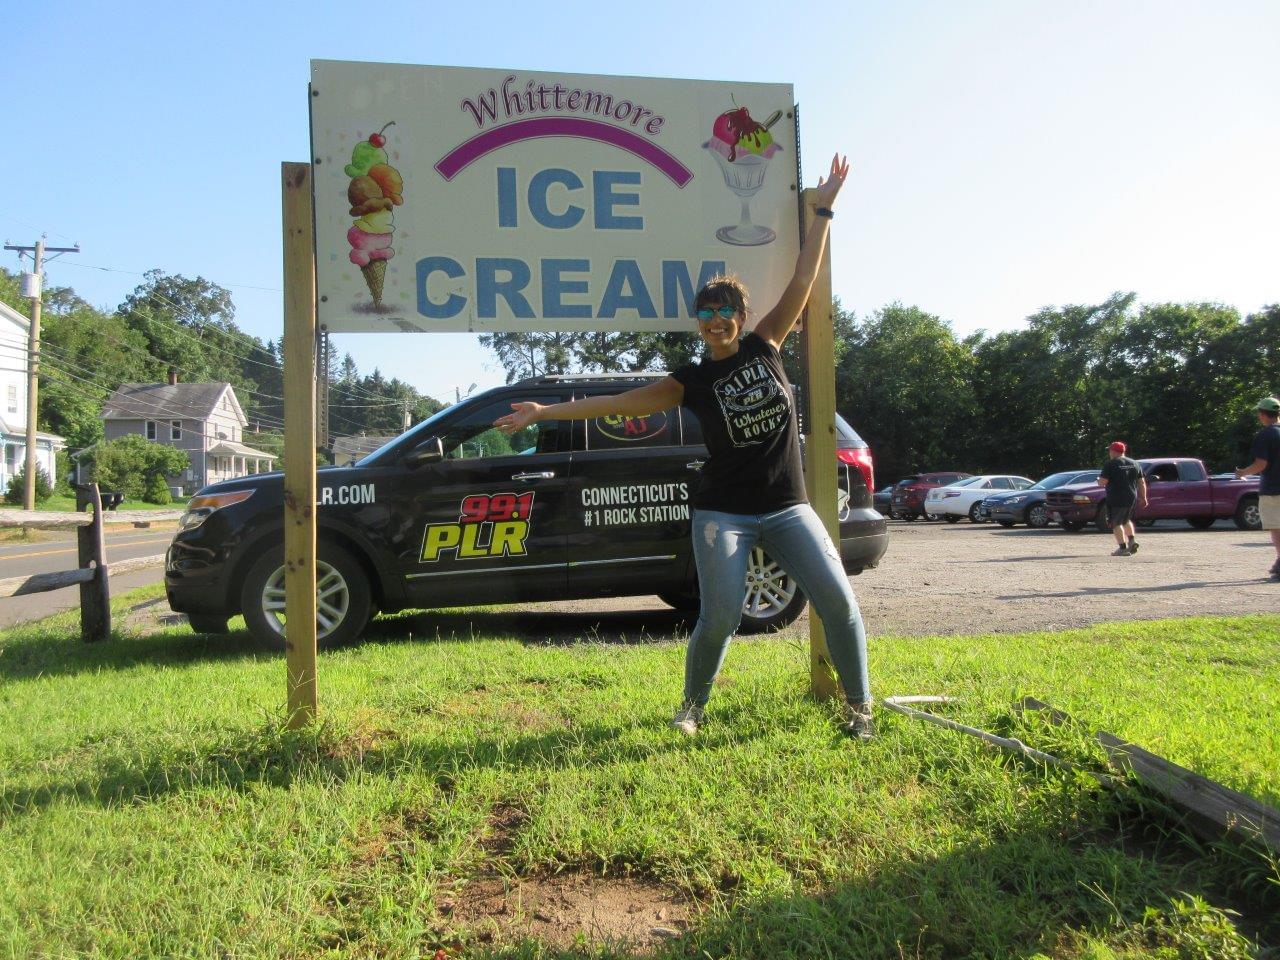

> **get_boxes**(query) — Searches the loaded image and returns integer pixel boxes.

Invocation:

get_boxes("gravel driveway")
[843,518,1280,636]
[112,518,1280,642]
[502,518,1280,640]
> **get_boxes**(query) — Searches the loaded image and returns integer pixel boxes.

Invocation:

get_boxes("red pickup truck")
[1044,458,1261,532]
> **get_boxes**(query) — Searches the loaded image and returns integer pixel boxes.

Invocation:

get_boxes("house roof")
[207,440,276,459]
[0,299,29,333]
[0,415,65,446]
[102,382,241,423]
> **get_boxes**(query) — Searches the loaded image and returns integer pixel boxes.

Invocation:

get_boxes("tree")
[833,303,978,483]
[88,435,188,501]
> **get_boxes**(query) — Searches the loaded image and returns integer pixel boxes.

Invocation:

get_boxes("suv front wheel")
[239,542,372,649]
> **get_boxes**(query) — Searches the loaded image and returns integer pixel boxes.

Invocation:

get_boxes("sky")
[4,0,1277,405]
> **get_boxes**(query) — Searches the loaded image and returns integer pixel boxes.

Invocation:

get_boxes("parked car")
[1044,458,1261,532]
[166,373,888,646]
[925,475,1035,523]
[891,472,972,520]
[978,469,1100,527]
[873,484,895,517]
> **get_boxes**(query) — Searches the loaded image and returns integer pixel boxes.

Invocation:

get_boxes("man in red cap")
[1097,441,1147,555]
[1234,396,1280,580]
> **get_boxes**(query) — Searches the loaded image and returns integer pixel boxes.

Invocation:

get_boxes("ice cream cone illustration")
[704,107,783,247]
[345,122,402,308]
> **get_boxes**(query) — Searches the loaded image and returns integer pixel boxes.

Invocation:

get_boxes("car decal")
[593,411,669,443]
[420,492,534,562]
[320,483,376,506]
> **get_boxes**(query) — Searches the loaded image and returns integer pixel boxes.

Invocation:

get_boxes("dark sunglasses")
[695,305,738,321]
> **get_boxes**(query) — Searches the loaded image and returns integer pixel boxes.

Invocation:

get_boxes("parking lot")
[849,518,1280,636]
[442,517,1280,642]
[103,516,1280,643]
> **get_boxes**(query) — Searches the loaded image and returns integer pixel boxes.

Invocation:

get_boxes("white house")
[0,299,66,492]
[97,374,276,495]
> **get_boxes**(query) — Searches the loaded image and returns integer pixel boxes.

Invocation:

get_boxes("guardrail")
[0,485,173,641]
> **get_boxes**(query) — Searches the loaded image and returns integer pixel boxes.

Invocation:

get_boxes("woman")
[495,153,872,740]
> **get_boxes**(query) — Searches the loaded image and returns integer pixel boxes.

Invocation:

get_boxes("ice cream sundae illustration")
[704,106,783,246]
[344,122,402,309]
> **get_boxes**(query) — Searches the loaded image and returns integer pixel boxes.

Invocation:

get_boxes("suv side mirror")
[405,436,444,468]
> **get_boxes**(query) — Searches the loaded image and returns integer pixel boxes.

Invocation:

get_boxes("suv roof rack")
[527,372,669,383]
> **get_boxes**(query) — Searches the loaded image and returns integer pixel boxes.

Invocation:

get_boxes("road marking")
[0,536,174,561]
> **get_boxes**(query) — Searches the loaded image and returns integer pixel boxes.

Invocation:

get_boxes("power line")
[2,339,387,438]
[53,259,282,293]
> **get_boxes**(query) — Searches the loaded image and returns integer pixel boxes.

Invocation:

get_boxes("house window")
[6,385,16,414]
[170,420,181,440]
[145,421,157,440]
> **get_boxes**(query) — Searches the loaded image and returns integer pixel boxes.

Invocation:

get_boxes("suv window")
[680,408,704,447]
[835,414,865,446]
[438,399,562,461]
[586,408,679,450]
[1177,460,1207,482]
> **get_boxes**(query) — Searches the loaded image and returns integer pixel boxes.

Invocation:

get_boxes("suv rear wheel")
[659,546,808,633]
[239,542,372,649]
[740,546,806,633]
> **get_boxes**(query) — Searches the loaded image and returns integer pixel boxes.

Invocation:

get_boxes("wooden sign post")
[281,161,319,728]
[799,187,841,702]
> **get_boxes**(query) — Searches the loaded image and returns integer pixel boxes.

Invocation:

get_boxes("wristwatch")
[815,207,834,219]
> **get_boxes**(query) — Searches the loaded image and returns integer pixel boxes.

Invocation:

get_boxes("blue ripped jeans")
[683,503,872,708]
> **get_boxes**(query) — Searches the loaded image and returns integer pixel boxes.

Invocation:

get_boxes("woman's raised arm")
[753,153,849,349]
[494,376,685,435]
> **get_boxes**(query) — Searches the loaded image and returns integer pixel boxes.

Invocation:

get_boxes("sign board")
[310,60,799,333]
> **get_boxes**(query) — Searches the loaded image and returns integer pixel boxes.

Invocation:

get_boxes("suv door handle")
[512,471,555,481]
[686,460,704,472]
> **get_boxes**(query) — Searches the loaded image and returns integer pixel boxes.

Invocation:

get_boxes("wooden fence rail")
[0,484,170,641]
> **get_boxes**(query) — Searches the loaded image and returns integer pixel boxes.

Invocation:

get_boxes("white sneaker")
[841,701,876,741]
[671,704,703,736]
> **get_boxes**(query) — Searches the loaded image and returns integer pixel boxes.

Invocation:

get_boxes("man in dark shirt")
[1097,441,1147,556]
[1235,396,1280,580]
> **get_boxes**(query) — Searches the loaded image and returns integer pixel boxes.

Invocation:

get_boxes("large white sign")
[310,61,799,333]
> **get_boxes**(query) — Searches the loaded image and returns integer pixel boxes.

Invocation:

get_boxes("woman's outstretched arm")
[753,153,849,350]
[494,376,685,435]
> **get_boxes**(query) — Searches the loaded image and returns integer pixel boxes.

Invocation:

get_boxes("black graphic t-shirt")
[1099,455,1143,507]
[672,333,807,514]
[1250,423,1280,495]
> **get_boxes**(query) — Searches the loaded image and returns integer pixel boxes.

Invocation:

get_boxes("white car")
[925,475,1035,523]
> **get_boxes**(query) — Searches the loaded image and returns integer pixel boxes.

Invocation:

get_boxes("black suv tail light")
[837,447,874,493]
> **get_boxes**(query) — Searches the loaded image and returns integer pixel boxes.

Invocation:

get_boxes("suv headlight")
[1072,494,1093,504]
[178,490,254,531]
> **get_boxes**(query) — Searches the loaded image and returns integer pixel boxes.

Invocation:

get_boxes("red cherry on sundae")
[368,121,396,149]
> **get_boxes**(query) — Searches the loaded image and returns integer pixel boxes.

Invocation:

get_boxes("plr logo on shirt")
[713,360,790,446]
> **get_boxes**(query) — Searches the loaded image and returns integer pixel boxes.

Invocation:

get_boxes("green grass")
[1,593,1276,959]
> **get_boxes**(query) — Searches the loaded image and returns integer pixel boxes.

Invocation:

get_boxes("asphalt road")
[0,525,176,629]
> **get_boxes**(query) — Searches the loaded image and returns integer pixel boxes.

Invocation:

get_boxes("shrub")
[143,474,172,505]
[87,435,188,501]
[5,464,52,504]
[54,450,74,497]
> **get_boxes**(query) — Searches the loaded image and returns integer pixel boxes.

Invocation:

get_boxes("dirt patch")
[439,803,693,952]
[445,872,692,952]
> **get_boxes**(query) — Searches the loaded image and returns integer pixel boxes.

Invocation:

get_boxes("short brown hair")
[693,275,749,319]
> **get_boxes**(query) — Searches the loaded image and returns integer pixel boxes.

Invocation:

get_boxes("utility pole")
[4,237,79,510]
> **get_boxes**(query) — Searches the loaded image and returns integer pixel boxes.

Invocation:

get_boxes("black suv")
[166,374,888,646]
